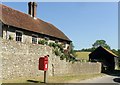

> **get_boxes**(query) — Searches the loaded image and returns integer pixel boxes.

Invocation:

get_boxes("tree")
[118,49,120,56]
[80,40,111,52]
[117,49,120,67]
[111,49,118,55]
[70,42,76,56]
[92,40,111,50]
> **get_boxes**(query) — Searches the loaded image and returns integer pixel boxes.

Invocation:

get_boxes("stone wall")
[0,38,101,80]
[52,57,101,76]
[0,21,2,37]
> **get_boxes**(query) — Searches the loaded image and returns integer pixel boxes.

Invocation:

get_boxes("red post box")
[39,56,48,71]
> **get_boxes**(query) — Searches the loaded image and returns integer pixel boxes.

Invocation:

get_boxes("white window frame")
[63,42,68,49]
[55,39,59,43]
[15,30,23,42]
[44,37,49,41]
[64,44,68,49]
[32,34,38,44]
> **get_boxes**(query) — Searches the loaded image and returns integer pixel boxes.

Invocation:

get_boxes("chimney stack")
[28,2,37,18]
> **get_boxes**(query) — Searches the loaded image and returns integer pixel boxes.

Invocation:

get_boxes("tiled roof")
[0,4,71,42]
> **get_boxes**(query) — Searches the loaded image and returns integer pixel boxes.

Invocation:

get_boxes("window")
[32,34,37,44]
[55,40,59,43]
[16,31,22,42]
[63,42,67,49]
[44,37,49,41]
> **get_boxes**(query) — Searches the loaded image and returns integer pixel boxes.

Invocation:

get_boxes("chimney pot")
[32,2,37,18]
[28,2,37,18]
[28,2,33,16]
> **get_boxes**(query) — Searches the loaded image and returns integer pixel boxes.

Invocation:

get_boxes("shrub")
[54,48,61,56]
[60,54,64,60]
[48,42,77,62]
[60,54,67,60]
[58,44,64,52]
[38,39,48,45]
[45,41,48,45]
[48,42,53,47]
[52,43,58,48]
[9,35,13,40]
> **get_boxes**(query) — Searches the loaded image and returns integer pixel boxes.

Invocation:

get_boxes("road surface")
[79,75,120,84]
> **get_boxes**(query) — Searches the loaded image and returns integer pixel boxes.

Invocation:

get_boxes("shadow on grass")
[27,80,44,83]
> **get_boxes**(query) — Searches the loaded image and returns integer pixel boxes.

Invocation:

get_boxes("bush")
[58,44,64,52]
[60,55,64,60]
[54,48,61,56]
[52,43,58,48]
[9,35,13,40]
[48,42,53,47]
[48,42,77,62]
[38,39,48,45]
[60,54,67,60]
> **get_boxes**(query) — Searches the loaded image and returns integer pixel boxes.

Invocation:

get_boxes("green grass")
[48,73,105,83]
[75,52,91,60]
[2,73,105,83]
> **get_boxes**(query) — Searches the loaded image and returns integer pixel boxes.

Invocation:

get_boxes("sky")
[2,2,118,50]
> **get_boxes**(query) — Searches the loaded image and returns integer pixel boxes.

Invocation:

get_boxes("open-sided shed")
[89,46,118,72]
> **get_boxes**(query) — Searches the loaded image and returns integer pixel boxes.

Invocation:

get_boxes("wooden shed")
[89,46,118,72]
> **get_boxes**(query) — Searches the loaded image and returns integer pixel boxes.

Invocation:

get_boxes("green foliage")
[118,49,120,56]
[60,54,67,60]
[92,40,111,50]
[38,40,76,62]
[117,50,120,67]
[38,39,48,45]
[81,48,95,52]
[111,49,118,55]
[81,40,111,52]
[9,35,13,40]
[111,49,120,68]
[58,44,64,51]
[69,43,77,57]
[48,42,53,47]
[52,43,58,48]
[54,47,61,56]
[49,42,77,62]
[48,42,58,48]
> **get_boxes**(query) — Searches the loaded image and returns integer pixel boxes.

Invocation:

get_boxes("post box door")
[44,57,48,71]
[39,56,48,71]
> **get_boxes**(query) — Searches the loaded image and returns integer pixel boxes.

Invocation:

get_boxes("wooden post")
[44,71,47,83]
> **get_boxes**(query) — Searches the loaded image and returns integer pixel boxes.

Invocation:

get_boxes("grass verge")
[2,73,105,83]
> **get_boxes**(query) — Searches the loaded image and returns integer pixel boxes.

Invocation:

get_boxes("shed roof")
[90,46,118,57]
[0,4,71,42]
[101,47,118,57]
